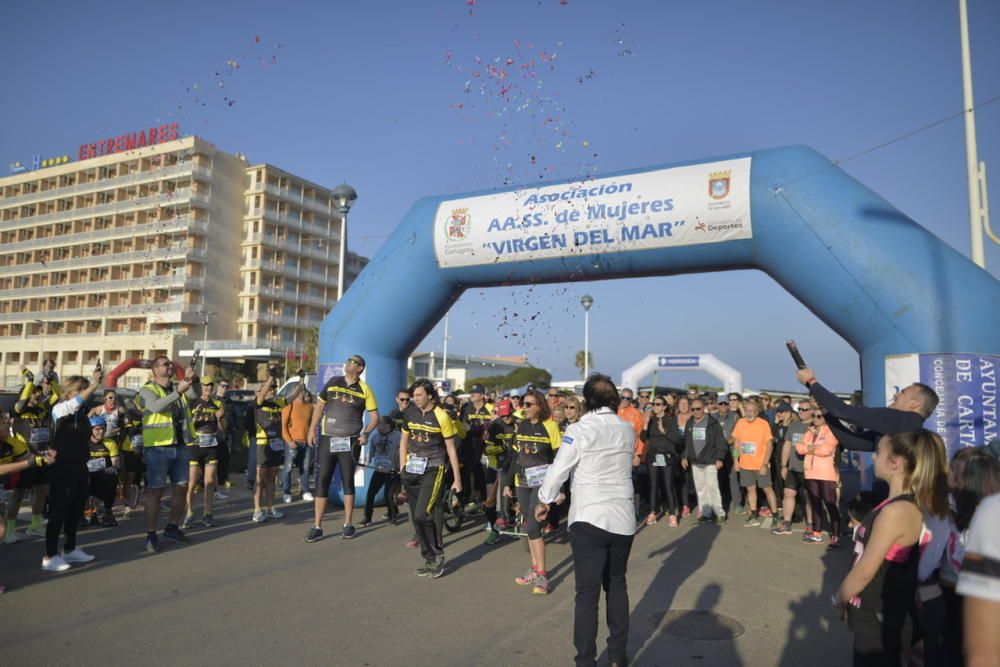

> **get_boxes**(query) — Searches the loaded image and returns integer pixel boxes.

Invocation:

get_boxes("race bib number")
[86,458,107,473]
[692,427,706,440]
[480,455,489,467]
[740,442,757,456]
[198,434,217,448]
[791,433,803,445]
[372,455,393,473]
[653,454,667,467]
[405,455,428,475]
[29,428,51,445]
[268,437,285,452]
[523,464,549,488]
[329,437,351,453]
[130,434,144,449]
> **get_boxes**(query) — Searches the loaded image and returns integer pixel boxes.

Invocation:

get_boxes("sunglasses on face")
[565,405,578,410]
[798,408,812,412]
[398,397,410,402]
[692,407,704,412]
[652,402,665,406]
[523,401,538,407]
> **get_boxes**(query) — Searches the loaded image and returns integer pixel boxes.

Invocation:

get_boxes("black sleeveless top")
[847,493,919,647]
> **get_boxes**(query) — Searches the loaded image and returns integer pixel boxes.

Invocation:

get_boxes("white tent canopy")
[620,354,743,395]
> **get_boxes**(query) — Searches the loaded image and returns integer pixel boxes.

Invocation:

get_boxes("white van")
[277,374,318,399]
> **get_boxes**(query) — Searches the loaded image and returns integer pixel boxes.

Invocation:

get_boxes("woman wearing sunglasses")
[643,396,680,526]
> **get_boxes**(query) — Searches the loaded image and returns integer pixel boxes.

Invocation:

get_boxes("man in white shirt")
[537,374,636,667]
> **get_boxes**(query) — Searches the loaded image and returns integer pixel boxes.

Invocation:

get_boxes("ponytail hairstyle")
[949,446,1000,531]
[887,429,950,517]
[59,375,89,401]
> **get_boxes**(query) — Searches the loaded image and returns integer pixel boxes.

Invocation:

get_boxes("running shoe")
[214,491,229,500]
[163,525,190,543]
[516,568,540,586]
[202,513,216,528]
[484,530,501,546]
[405,539,419,548]
[252,510,267,523]
[426,559,445,578]
[145,534,161,553]
[759,507,773,518]
[681,506,691,519]
[803,533,824,543]
[267,508,284,519]
[304,527,324,542]
[181,514,197,530]
[645,513,658,526]
[223,480,233,489]
[715,515,728,526]
[25,525,46,538]
[41,555,71,572]
[282,494,293,504]
[302,492,314,501]
[745,515,762,527]
[698,515,713,524]
[668,515,679,527]
[358,518,373,528]
[802,527,815,537]
[341,524,357,539]
[532,575,549,595]
[102,512,118,527]
[827,537,841,550]
[771,521,793,536]
[62,548,95,563]
[3,532,19,545]
[415,561,435,577]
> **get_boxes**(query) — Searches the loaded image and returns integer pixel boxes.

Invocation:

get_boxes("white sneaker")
[252,510,267,523]
[3,532,20,544]
[267,508,284,519]
[282,494,293,504]
[213,491,229,500]
[62,548,96,563]
[41,555,71,572]
[302,492,314,502]
[25,525,46,537]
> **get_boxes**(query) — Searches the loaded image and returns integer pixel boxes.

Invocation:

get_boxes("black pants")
[364,471,400,521]
[46,464,89,558]
[718,451,734,513]
[402,466,446,563]
[316,437,357,498]
[676,465,696,511]
[805,478,841,536]
[649,461,677,516]
[89,471,118,512]
[570,521,634,666]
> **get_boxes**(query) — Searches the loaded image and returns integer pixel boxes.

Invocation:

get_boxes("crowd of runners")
[1,356,999,665]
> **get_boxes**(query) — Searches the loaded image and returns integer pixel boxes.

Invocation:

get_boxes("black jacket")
[682,415,728,464]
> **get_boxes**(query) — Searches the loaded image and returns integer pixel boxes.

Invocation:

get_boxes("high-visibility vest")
[137,382,191,447]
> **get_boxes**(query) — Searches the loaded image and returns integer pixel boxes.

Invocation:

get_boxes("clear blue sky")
[4,0,998,392]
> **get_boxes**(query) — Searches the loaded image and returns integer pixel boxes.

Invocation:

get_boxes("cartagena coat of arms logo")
[447,208,470,241]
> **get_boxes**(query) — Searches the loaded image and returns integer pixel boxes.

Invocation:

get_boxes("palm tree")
[574,350,594,379]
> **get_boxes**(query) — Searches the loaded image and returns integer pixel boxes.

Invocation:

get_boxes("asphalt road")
[1,484,853,666]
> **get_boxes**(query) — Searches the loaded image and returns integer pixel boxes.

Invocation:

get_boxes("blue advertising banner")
[317,362,344,388]
[918,353,998,458]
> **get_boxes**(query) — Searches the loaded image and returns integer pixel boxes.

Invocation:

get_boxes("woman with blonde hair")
[562,394,583,425]
[833,429,949,666]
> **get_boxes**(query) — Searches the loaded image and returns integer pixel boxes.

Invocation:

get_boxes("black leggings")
[89,471,118,512]
[648,462,677,516]
[46,464,89,558]
[315,437,356,498]
[517,485,543,539]
[805,478,841,537]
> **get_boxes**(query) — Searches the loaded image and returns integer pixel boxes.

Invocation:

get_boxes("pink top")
[796,424,839,481]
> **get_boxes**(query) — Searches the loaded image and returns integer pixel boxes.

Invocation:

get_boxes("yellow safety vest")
[137,382,192,447]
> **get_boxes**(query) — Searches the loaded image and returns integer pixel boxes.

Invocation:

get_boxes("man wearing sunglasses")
[773,401,814,536]
[681,399,728,524]
[305,355,379,542]
[390,390,411,431]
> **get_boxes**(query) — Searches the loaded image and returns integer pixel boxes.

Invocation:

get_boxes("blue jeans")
[281,442,314,494]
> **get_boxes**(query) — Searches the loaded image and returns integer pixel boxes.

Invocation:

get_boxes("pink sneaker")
[405,539,418,549]
[494,518,508,530]
[668,515,678,527]
[681,506,691,518]
[515,568,540,586]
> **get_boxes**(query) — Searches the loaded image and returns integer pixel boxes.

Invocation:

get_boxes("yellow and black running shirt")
[460,402,494,442]
[0,436,27,467]
[120,410,143,452]
[190,398,224,435]
[317,376,377,438]
[13,404,52,453]
[89,437,119,468]
[255,397,287,445]
[401,404,457,469]
[484,418,516,469]
[513,418,562,487]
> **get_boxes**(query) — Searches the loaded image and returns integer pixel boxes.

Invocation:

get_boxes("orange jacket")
[618,406,646,456]
[281,401,313,443]
[796,424,839,482]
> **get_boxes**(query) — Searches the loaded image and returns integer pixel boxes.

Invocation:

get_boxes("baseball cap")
[776,402,793,414]
[200,375,214,385]
[89,416,107,428]
[470,384,485,394]
[496,399,513,417]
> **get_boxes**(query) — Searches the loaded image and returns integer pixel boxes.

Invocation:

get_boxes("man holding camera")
[251,367,303,523]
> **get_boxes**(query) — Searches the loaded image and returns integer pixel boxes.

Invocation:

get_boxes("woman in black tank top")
[833,430,947,667]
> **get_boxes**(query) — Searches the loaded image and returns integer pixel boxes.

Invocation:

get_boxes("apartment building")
[0,132,365,388]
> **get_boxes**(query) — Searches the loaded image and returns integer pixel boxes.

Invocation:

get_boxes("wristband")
[806,378,817,387]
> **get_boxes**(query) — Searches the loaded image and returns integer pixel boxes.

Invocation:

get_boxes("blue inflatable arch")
[321,145,1000,426]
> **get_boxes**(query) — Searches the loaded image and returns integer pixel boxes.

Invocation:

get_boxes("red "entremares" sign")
[78,123,180,160]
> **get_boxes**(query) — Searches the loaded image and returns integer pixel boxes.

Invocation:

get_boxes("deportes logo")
[694,221,707,232]
[708,171,731,200]
[447,208,470,241]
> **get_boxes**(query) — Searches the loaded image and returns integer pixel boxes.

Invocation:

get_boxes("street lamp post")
[32,319,45,372]
[581,295,593,379]
[198,311,216,376]
[442,314,450,391]
[332,184,358,301]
